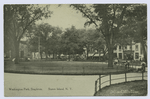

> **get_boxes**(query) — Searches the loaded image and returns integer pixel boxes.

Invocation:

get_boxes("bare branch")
[71,5,98,27]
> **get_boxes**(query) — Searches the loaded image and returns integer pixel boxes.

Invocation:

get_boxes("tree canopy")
[4,4,52,63]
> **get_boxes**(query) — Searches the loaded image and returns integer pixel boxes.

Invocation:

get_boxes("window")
[119,53,122,59]
[114,46,117,50]
[124,46,127,50]
[130,46,132,50]
[135,53,139,59]
[135,45,138,51]
[119,46,121,51]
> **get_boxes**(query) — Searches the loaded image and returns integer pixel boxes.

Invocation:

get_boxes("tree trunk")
[139,23,147,63]
[98,49,101,61]
[86,49,89,60]
[141,38,147,63]
[108,46,114,68]
[14,41,19,64]
[103,49,106,61]
[34,52,35,59]
[40,51,42,59]
[45,49,48,60]
[11,45,15,59]
[45,52,48,60]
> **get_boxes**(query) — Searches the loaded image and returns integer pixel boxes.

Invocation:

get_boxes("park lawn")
[4,61,128,75]
[94,80,147,96]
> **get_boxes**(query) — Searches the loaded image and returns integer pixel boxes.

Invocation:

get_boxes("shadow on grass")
[94,80,147,96]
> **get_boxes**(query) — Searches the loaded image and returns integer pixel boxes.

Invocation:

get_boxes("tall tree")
[33,23,55,59]
[71,4,130,68]
[79,29,106,60]
[48,26,63,59]
[4,4,52,63]
[29,24,63,59]
[121,4,147,63]
[61,26,84,59]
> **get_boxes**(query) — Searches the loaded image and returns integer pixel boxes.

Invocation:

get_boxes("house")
[83,42,145,61]
[4,40,31,59]
[19,41,31,59]
[113,43,144,61]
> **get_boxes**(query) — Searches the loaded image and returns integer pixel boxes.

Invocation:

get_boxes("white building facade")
[113,43,144,61]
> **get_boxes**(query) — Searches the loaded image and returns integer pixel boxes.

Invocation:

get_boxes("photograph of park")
[4,4,147,96]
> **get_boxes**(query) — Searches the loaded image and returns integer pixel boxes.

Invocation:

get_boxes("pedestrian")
[140,56,141,61]
[141,61,146,72]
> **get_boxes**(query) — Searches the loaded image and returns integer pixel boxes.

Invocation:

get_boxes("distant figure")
[114,58,119,65]
[140,57,141,61]
[125,61,129,69]
[137,61,146,72]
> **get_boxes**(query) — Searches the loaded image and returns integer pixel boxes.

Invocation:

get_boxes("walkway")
[4,72,147,96]
[4,73,98,96]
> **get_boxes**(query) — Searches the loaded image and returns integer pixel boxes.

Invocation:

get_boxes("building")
[83,42,144,61]
[113,43,144,61]
[19,41,31,59]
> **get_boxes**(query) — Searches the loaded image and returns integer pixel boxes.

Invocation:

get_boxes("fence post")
[110,74,111,85]
[125,72,127,82]
[99,75,101,90]
[95,80,97,93]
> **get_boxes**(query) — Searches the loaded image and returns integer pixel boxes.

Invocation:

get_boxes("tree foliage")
[61,26,84,55]
[71,4,132,67]
[29,23,63,59]
[118,4,147,63]
[4,4,52,63]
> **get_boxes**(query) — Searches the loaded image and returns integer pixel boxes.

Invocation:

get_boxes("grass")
[4,60,129,75]
[94,80,147,96]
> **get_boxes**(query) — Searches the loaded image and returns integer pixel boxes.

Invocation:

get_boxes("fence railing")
[94,72,147,95]
[4,60,146,75]
[4,64,130,75]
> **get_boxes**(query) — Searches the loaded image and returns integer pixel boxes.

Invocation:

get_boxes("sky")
[36,4,95,30]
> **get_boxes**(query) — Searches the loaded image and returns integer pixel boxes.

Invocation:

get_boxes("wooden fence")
[94,71,147,95]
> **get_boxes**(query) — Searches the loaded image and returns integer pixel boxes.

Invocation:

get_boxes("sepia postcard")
[3,2,148,97]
